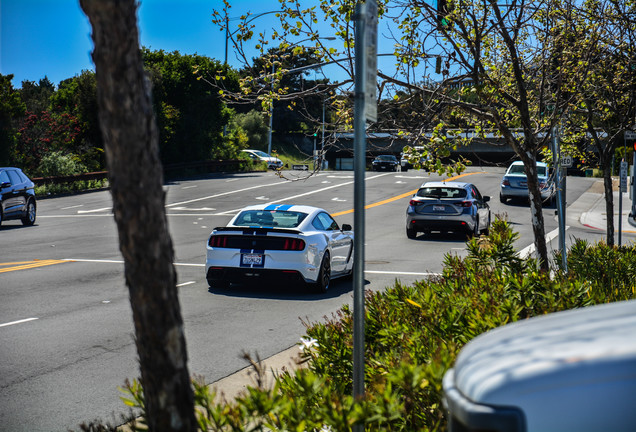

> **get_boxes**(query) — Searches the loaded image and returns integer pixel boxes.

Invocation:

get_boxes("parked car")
[443,300,636,432]
[241,149,284,170]
[500,160,555,204]
[372,155,399,172]
[406,181,490,239]
[0,167,37,227]
[206,204,354,293]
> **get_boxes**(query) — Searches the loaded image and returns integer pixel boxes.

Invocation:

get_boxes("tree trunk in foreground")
[79,1,196,430]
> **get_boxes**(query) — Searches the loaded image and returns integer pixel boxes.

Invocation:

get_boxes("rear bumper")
[406,214,475,233]
[500,186,553,200]
[206,266,308,286]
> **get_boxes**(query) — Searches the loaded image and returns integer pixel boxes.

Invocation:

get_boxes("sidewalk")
[576,179,636,235]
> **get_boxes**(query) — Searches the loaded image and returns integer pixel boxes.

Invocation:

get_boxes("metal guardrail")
[31,159,249,186]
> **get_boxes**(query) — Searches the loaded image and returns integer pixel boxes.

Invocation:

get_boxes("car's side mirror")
[483,196,490,202]
[342,224,352,231]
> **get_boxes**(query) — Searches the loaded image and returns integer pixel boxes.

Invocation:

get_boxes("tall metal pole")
[353,3,367,430]
[554,124,567,272]
[268,62,274,156]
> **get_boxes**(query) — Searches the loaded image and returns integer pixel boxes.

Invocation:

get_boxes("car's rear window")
[416,187,467,199]
[234,210,307,228]
[508,164,548,176]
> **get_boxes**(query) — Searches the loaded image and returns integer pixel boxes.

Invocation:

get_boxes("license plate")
[433,205,445,212]
[241,253,263,265]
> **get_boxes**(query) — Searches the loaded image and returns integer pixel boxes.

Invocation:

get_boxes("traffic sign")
[560,154,573,168]
[624,130,636,140]
[620,161,628,193]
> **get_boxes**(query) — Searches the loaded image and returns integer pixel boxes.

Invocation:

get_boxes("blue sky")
[1,0,298,88]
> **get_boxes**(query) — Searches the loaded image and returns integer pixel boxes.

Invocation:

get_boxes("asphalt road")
[0,166,615,431]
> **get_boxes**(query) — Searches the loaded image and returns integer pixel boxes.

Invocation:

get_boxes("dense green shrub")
[102,219,636,431]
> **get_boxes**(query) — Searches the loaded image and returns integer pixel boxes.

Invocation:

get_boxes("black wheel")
[21,199,36,226]
[0,208,3,226]
[499,193,507,204]
[402,166,408,172]
[406,226,417,239]
[312,253,331,293]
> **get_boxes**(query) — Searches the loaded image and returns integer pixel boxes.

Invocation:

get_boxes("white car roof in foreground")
[451,300,636,429]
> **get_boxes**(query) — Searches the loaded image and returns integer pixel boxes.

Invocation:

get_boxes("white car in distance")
[241,149,284,170]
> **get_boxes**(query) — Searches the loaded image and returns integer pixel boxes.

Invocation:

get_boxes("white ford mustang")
[206,204,354,293]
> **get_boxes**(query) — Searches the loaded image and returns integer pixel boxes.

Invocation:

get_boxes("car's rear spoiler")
[212,227,300,235]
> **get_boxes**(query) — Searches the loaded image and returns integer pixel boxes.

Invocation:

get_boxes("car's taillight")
[457,201,473,208]
[409,199,420,206]
[283,238,305,251]
[502,179,510,186]
[209,235,228,248]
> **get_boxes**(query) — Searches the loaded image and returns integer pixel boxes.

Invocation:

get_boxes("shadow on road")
[207,277,369,300]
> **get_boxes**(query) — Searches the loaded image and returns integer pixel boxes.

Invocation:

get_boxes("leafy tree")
[0,74,26,166]
[142,48,240,165]
[19,77,55,114]
[15,110,82,175]
[51,70,104,171]
[79,0,196,430]
[231,108,269,149]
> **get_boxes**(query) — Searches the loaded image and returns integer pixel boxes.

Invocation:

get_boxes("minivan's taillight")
[283,238,305,251]
[209,235,228,248]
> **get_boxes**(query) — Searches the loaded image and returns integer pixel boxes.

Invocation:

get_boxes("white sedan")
[206,204,354,293]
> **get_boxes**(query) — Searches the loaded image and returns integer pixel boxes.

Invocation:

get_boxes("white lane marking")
[63,258,205,267]
[177,281,196,287]
[332,197,347,202]
[216,172,393,216]
[182,185,198,189]
[364,270,440,277]
[60,258,435,277]
[0,317,39,328]
[169,207,216,211]
[61,205,83,210]
[77,207,112,213]
[165,181,287,208]
[517,227,566,258]
[395,175,428,179]
[255,196,269,200]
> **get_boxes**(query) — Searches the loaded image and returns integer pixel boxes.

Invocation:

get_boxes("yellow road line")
[332,172,485,217]
[0,260,72,273]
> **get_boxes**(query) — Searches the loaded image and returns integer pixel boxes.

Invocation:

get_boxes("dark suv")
[0,167,37,226]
